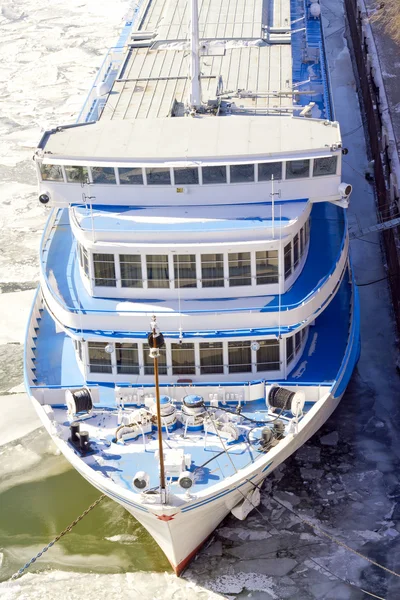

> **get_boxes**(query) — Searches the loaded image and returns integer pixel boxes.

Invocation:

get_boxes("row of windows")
[78,246,280,288]
[40,156,338,185]
[81,330,308,377]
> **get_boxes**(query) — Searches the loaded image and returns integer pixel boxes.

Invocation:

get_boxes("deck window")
[258,162,282,181]
[293,233,300,269]
[171,343,195,375]
[200,342,224,374]
[120,255,142,288]
[91,167,116,184]
[65,166,88,183]
[79,244,89,278]
[228,341,251,373]
[201,253,224,287]
[228,252,251,286]
[174,255,197,288]
[286,159,310,179]
[202,166,227,185]
[300,226,305,256]
[116,343,139,374]
[146,167,171,185]
[286,337,294,365]
[295,331,302,354]
[119,167,143,185]
[146,255,169,288]
[144,347,167,375]
[174,167,199,185]
[256,250,278,284]
[40,164,63,181]
[313,156,337,177]
[257,340,280,371]
[284,243,292,279]
[305,219,310,245]
[93,253,116,286]
[230,164,254,183]
[88,342,112,374]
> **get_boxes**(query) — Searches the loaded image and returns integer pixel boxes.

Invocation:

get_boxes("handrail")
[40,210,348,318]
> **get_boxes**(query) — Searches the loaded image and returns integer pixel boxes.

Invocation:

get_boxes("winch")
[115,408,153,442]
[181,395,206,431]
[150,395,178,431]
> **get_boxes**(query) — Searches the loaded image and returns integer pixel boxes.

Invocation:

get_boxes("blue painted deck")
[44,202,345,321]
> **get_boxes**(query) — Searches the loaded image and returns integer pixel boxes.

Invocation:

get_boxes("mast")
[189,0,201,109]
[150,315,166,498]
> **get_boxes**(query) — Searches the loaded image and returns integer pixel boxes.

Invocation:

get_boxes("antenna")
[188,0,201,110]
[149,316,166,500]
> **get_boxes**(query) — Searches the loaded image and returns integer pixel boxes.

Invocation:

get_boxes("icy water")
[1,0,400,598]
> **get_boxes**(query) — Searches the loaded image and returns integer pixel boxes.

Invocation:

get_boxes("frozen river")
[1,0,400,598]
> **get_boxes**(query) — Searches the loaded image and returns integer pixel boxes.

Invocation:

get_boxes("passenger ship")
[25,0,360,575]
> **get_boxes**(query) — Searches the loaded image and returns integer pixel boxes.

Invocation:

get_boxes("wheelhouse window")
[40,164,63,181]
[201,253,224,287]
[91,167,116,184]
[258,162,282,181]
[78,244,89,278]
[171,343,195,375]
[293,233,300,269]
[120,255,142,288]
[174,255,197,288]
[88,342,112,374]
[256,250,278,284]
[146,167,171,185]
[146,255,169,288]
[116,343,139,374]
[284,243,292,280]
[228,341,251,373]
[174,167,199,185]
[202,165,227,185]
[313,156,338,177]
[286,159,310,179]
[257,340,280,371]
[65,166,88,183]
[230,164,254,183]
[93,253,116,286]
[143,347,167,375]
[200,342,223,374]
[228,252,251,286]
[119,167,143,185]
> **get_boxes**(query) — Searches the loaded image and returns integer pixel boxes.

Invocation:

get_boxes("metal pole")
[152,319,166,498]
[189,0,201,109]
[271,174,275,239]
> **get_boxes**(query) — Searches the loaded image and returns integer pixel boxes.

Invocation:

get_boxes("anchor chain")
[10,494,106,581]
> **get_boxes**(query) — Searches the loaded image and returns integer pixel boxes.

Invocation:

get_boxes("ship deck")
[42,202,345,325]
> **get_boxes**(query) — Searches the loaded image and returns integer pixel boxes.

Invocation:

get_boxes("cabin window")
[293,234,300,269]
[258,162,282,181]
[146,167,171,185]
[93,253,116,286]
[295,331,302,354]
[174,167,199,185]
[174,255,197,288]
[146,255,169,288]
[228,252,251,286]
[116,343,139,374]
[201,253,224,287]
[286,159,310,179]
[119,167,143,185]
[286,337,294,365]
[305,219,310,245]
[228,341,252,373]
[313,156,337,177]
[202,165,227,185]
[171,343,195,375]
[230,164,254,183]
[91,167,116,184]
[284,243,292,279]
[120,255,142,288]
[78,244,89,278]
[88,342,112,374]
[143,347,167,375]
[300,226,305,256]
[257,340,280,371]
[256,250,278,284]
[65,166,88,183]
[40,164,63,181]
[199,342,224,374]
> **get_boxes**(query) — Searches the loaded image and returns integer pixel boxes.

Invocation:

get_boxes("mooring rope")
[10,494,106,581]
